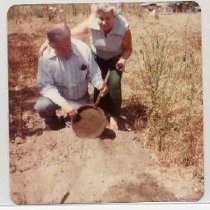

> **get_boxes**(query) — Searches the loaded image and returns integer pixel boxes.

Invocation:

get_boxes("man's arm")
[86,48,108,96]
[37,56,76,115]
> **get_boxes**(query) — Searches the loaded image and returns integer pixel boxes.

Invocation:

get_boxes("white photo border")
[1,0,210,208]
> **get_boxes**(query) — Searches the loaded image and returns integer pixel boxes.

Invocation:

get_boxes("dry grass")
[8,5,203,173]
[123,12,202,169]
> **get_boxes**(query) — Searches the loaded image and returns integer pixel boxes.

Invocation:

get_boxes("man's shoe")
[45,117,66,131]
[60,116,72,128]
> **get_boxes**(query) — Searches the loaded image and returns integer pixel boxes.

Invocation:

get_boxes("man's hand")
[61,101,78,118]
[99,83,108,97]
[116,57,126,71]
[94,82,108,105]
[68,109,78,119]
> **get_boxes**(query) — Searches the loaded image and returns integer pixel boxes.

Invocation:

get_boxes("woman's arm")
[38,40,50,56]
[121,27,133,60]
[116,28,133,71]
[71,15,92,37]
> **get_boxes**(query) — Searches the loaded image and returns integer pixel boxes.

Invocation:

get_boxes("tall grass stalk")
[134,27,202,166]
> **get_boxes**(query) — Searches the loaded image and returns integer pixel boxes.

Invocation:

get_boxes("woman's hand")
[116,57,126,71]
[38,40,50,56]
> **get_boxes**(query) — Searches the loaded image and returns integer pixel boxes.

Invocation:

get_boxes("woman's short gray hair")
[91,3,121,16]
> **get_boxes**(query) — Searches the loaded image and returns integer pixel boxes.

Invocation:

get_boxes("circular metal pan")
[72,104,107,138]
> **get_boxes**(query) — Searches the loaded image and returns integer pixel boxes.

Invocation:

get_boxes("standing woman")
[40,3,133,129]
[90,3,133,130]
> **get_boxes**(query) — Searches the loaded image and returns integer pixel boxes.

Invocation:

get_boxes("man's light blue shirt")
[37,38,103,106]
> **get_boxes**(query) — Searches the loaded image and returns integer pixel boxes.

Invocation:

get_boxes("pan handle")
[94,70,110,106]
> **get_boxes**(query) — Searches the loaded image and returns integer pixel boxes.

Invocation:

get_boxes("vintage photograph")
[8,1,203,204]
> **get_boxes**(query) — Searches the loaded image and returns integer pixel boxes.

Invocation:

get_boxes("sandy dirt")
[10,126,203,204]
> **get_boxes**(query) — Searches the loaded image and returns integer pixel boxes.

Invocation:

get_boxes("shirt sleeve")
[37,56,66,106]
[86,48,104,89]
[118,15,129,35]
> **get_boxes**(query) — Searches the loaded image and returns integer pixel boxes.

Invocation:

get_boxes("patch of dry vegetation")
[123,11,202,171]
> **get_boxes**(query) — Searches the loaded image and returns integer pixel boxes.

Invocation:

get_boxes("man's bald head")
[47,23,71,43]
[47,23,72,59]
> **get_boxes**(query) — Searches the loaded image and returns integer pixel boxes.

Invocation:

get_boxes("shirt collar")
[110,17,124,35]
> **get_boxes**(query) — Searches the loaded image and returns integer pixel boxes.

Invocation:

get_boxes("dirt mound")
[10,128,202,204]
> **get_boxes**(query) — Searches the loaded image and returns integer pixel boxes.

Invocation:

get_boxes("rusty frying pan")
[72,71,110,138]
